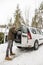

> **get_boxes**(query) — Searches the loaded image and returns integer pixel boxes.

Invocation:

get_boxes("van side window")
[31,28,36,34]
[36,29,41,34]
[41,31,43,35]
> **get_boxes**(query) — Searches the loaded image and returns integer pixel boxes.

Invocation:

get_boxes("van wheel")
[34,40,39,50]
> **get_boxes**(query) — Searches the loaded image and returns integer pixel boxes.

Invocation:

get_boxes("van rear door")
[21,26,28,45]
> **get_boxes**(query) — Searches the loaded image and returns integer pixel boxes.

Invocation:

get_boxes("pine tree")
[14,5,25,29]
[31,2,43,28]
[31,9,38,28]
[39,2,43,10]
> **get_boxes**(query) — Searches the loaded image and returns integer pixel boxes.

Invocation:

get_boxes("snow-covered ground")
[0,42,43,65]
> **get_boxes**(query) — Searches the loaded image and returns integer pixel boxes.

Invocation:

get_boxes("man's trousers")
[6,40,13,57]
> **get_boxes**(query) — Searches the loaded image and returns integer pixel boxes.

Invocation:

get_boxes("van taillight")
[27,32,32,39]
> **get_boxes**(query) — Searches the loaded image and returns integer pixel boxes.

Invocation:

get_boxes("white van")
[15,26,43,50]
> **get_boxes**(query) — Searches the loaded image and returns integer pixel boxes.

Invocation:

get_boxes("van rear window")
[27,28,30,33]
[22,26,27,33]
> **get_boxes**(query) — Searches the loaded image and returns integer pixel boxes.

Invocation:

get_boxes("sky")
[0,0,43,25]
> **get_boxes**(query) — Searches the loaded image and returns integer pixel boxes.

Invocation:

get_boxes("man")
[5,26,17,60]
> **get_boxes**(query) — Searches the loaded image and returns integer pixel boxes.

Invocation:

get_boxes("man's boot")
[5,57,12,60]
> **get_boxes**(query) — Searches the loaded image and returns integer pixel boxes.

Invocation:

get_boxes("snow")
[0,42,43,65]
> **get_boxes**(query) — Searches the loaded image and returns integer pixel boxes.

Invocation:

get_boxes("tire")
[34,40,39,50]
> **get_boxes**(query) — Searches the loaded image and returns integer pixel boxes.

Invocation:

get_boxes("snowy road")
[0,42,43,65]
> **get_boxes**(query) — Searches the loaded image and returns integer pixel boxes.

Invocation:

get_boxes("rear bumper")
[14,39,34,48]
[14,42,33,48]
